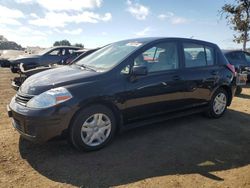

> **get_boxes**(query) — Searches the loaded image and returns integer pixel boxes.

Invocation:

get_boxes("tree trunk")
[243,39,247,51]
[243,30,247,51]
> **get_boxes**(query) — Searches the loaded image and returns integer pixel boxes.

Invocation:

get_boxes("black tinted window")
[184,43,214,68]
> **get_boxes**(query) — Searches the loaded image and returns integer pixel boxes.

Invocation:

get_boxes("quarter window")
[184,43,215,68]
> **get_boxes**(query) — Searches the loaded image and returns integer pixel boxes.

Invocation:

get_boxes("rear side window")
[68,49,77,54]
[183,43,215,68]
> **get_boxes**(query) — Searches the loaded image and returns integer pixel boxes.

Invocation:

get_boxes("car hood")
[9,54,41,62]
[19,65,101,95]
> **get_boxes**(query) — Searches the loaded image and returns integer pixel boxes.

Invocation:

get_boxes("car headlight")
[26,87,72,109]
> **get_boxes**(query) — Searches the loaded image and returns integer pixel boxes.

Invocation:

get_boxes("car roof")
[74,48,96,53]
[119,37,218,47]
[50,46,81,50]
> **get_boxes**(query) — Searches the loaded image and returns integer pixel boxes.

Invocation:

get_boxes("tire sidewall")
[69,105,116,151]
[209,88,228,118]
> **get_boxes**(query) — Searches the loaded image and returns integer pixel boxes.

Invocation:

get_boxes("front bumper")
[7,97,76,143]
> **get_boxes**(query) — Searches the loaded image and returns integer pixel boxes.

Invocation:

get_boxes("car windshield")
[76,40,145,71]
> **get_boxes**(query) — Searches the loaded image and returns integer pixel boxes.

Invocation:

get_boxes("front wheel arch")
[68,100,123,134]
[68,104,117,151]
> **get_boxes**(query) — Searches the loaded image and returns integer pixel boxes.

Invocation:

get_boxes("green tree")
[0,35,23,50]
[73,43,84,48]
[221,0,250,50]
[53,40,71,46]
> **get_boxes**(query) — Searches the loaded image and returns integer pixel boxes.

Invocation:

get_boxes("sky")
[0,0,247,49]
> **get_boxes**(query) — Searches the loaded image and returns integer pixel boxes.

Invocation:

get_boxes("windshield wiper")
[78,64,96,72]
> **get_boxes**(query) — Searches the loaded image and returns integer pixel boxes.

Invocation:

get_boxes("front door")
[41,48,63,65]
[122,41,187,123]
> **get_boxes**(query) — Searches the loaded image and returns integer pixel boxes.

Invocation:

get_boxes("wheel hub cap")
[80,113,111,147]
[213,93,227,115]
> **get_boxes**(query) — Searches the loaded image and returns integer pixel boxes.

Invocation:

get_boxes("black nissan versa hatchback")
[7,37,237,151]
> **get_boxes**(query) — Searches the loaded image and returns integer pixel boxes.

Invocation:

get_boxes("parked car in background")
[223,50,250,95]
[0,58,10,67]
[11,63,62,91]
[63,48,99,65]
[9,46,81,73]
[8,37,237,151]
[11,48,98,91]
[0,50,25,67]
[223,50,250,79]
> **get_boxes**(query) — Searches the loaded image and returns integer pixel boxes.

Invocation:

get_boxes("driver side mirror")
[131,65,148,76]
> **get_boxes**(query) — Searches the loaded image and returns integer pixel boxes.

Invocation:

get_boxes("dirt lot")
[0,68,250,188]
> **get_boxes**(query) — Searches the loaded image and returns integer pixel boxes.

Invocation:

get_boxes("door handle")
[161,82,167,86]
[172,75,181,81]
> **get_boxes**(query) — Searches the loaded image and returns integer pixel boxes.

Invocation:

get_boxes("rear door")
[122,41,187,123]
[180,42,218,106]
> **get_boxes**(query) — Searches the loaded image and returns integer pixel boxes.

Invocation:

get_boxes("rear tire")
[206,88,228,118]
[68,105,116,151]
[235,86,242,96]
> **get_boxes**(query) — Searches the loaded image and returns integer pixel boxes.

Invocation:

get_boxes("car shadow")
[238,93,250,99]
[19,109,250,187]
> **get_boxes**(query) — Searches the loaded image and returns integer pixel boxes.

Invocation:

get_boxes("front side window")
[184,43,215,68]
[134,42,179,73]
[49,49,61,56]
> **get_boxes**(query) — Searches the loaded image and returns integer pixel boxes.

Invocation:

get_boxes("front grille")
[15,92,34,106]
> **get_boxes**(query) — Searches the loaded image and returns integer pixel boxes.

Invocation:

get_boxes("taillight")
[226,63,236,76]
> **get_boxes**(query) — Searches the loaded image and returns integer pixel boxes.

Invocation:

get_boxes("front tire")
[69,105,116,151]
[206,88,228,118]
